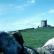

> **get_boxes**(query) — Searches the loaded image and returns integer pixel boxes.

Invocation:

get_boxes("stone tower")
[41,20,47,27]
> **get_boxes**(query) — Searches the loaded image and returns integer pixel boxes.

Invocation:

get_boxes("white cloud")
[14,6,24,11]
[0,4,25,16]
[10,17,40,30]
[31,0,36,3]
[0,0,36,16]
[27,0,36,4]
[8,4,24,11]
[48,9,54,14]
[6,4,24,11]
[0,16,40,31]
[22,0,36,7]
[38,9,54,16]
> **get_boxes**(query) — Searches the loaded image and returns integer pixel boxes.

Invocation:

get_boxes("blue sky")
[0,0,54,31]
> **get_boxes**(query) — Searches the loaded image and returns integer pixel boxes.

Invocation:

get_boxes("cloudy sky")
[0,0,54,31]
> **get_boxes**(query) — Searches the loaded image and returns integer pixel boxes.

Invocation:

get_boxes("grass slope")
[21,27,54,48]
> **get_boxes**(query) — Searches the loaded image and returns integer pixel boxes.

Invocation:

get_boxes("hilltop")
[21,27,54,48]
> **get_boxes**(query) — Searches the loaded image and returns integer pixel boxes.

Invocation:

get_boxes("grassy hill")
[21,27,54,48]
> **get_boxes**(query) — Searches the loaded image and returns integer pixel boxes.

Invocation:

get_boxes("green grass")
[21,27,54,48]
